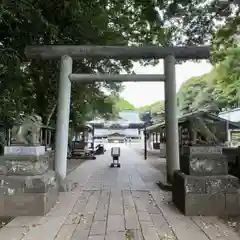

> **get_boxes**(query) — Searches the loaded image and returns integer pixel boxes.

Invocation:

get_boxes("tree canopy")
[139,46,240,120]
[138,2,239,120]
[0,0,171,127]
[1,0,239,127]
[115,98,135,111]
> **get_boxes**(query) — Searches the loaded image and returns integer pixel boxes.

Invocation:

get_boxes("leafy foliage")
[139,46,240,120]
[135,1,239,121]
[115,98,135,111]
[212,15,240,63]
[136,0,239,46]
[0,0,172,127]
[1,0,239,128]
[138,100,165,123]
[214,47,240,107]
[138,101,164,113]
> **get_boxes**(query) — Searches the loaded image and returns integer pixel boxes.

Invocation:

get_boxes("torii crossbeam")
[25,44,211,185]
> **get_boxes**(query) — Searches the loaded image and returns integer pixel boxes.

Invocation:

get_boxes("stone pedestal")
[0,170,58,216]
[0,146,58,217]
[172,171,240,216]
[46,150,55,170]
[223,147,240,178]
[159,143,166,158]
[4,146,45,156]
[180,145,228,175]
[173,145,240,216]
[1,146,49,175]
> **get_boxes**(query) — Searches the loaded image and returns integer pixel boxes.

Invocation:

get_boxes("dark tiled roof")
[146,111,240,131]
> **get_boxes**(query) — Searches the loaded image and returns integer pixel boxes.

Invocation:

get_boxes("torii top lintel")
[24,45,211,60]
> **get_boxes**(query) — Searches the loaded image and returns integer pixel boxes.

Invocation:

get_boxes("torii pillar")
[54,55,72,182]
[164,55,180,182]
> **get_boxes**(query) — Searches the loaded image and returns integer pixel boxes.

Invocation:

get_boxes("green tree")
[192,86,219,113]
[212,15,240,63]
[0,0,171,126]
[115,98,135,111]
[177,76,207,115]
[214,48,240,108]
[136,0,238,46]
[138,100,164,113]
[1,0,239,128]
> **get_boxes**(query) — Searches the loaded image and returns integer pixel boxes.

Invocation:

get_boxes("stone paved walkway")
[0,144,239,240]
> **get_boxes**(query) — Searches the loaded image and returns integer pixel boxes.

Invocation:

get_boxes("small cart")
[110,147,121,168]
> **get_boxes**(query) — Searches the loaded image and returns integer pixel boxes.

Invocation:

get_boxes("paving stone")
[21,216,66,240]
[150,214,176,240]
[138,211,152,221]
[0,146,239,240]
[78,213,95,230]
[94,190,110,221]
[64,213,81,224]
[71,191,92,214]
[122,191,140,230]
[105,231,126,240]
[138,191,161,214]
[0,226,29,240]
[192,216,240,240]
[90,221,106,235]
[132,192,148,212]
[109,190,123,215]
[54,224,77,240]
[84,191,101,215]
[124,210,141,230]
[151,190,210,240]
[71,229,89,240]
[71,214,95,240]
[88,236,105,240]
[128,230,144,240]
[140,221,160,240]
[5,216,41,227]
[47,192,80,217]
[107,215,125,232]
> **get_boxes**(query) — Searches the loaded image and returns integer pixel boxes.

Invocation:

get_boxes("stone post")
[144,128,147,160]
[164,55,180,182]
[44,129,48,146]
[54,55,72,182]
[48,130,51,147]
[172,145,240,216]
[40,129,43,145]
[7,129,11,146]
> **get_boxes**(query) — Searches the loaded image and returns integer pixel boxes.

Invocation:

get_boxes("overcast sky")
[120,60,213,107]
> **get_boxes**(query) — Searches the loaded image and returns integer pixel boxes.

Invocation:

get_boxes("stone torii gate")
[25,45,210,184]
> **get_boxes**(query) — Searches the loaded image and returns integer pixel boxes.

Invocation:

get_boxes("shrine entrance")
[25,45,210,184]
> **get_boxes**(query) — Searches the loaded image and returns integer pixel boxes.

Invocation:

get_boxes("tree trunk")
[46,103,57,126]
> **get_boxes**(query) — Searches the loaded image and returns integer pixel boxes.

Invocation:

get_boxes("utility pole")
[142,111,152,160]
[144,126,147,160]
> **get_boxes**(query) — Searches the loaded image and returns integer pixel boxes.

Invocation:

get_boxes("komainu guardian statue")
[11,114,43,146]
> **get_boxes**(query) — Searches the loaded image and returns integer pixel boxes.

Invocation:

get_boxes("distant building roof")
[146,111,240,131]
[119,110,142,123]
[89,110,143,126]
[219,108,240,122]
[94,128,140,137]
